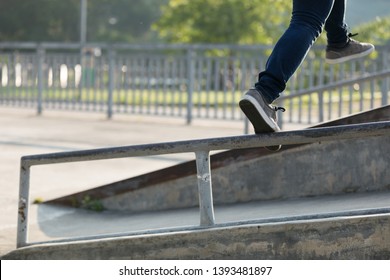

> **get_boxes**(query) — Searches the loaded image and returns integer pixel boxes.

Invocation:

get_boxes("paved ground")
[0,107,250,256]
[2,107,389,259]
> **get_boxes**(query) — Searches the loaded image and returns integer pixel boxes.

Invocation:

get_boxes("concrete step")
[3,191,390,259]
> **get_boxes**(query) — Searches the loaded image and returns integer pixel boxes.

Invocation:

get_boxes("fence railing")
[278,68,390,127]
[1,42,389,129]
[17,120,390,248]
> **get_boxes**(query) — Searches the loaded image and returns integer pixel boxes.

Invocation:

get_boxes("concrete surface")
[4,211,390,259]
[1,107,389,259]
[0,107,247,257]
[11,191,390,245]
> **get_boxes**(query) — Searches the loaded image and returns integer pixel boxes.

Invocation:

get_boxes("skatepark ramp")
[48,106,390,213]
[10,110,389,257]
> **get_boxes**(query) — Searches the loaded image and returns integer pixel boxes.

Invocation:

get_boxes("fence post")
[195,150,215,227]
[318,90,324,123]
[243,118,249,135]
[382,48,389,105]
[277,100,284,130]
[36,45,45,115]
[107,48,115,119]
[186,48,195,125]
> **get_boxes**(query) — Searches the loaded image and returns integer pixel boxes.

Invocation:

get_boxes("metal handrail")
[279,69,390,100]
[1,41,389,51]
[17,121,390,248]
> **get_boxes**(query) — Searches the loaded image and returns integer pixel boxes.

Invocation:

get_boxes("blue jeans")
[255,0,349,103]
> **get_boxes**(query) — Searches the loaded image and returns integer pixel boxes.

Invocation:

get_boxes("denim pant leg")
[255,0,341,103]
[325,0,349,46]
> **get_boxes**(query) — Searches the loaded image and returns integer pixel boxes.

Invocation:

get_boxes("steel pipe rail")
[17,121,390,248]
[21,121,390,166]
[1,42,389,51]
[278,69,390,100]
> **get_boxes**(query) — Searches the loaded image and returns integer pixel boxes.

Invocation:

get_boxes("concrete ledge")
[98,135,390,211]
[3,214,390,260]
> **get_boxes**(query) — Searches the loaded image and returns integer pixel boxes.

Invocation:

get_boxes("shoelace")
[347,33,359,44]
[274,106,286,112]
[348,33,358,38]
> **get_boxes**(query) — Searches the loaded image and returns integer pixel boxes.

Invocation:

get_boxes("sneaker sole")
[326,46,375,64]
[239,95,280,133]
[239,96,281,151]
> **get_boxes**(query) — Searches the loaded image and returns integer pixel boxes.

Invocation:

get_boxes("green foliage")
[1,0,389,45]
[88,0,167,43]
[315,15,390,46]
[353,16,390,45]
[0,0,167,42]
[154,0,390,47]
[33,197,44,204]
[0,0,79,41]
[153,0,291,44]
[81,195,105,212]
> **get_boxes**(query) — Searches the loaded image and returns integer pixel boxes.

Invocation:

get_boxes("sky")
[346,0,390,26]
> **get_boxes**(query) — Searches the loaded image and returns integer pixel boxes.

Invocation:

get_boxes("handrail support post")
[195,150,215,226]
[17,160,30,248]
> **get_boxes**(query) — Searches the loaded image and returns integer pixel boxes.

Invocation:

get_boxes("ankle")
[254,86,274,104]
[327,40,349,50]
[327,33,361,49]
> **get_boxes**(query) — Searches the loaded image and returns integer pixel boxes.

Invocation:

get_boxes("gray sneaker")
[326,36,375,64]
[239,88,285,151]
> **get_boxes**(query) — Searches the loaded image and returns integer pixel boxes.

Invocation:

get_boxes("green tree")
[314,16,390,46]
[354,16,390,45]
[0,0,168,43]
[153,0,292,44]
[0,0,79,41]
[88,0,168,42]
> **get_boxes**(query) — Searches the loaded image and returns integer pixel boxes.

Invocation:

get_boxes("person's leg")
[239,0,374,141]
[239,0,335,143]
[325,0,375,64]
[325,0,349,47]
[255,0,335,103]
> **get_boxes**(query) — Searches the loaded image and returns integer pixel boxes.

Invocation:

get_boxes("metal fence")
[1,42,389,129]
